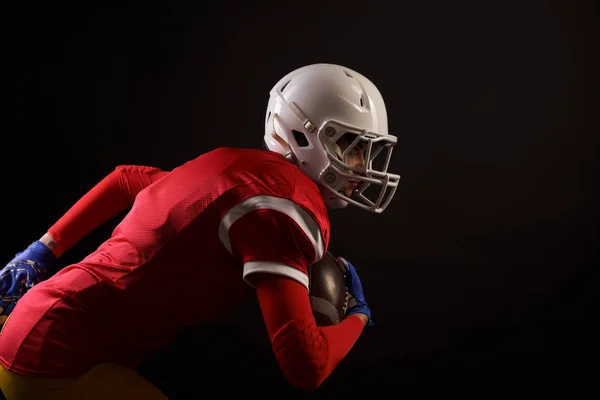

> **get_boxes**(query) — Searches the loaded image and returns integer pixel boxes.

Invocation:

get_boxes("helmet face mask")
[264,63,401,213]
[317,120,400,213]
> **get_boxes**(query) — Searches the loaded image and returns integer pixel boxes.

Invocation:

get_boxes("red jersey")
[0,147,330,378]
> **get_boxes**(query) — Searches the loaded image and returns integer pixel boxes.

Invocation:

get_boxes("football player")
[0,63,400,399]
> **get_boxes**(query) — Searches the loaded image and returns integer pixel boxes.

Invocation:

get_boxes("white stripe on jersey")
[242,261,310,289]
[219,195,325,264]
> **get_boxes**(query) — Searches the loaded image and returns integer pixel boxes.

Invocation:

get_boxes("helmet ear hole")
[292,130,310,147]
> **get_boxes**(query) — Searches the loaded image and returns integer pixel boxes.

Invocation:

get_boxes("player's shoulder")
[214,147,300,173]
[209,147,329,223]
[212,147,319,188]
[190,147,294,172]
[173,147,296,183]
[241,148,327,211]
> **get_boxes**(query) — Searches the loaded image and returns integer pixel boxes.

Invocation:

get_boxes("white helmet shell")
[264,63,400,213]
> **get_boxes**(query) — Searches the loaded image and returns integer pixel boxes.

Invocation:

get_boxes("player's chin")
[343,185,357,197]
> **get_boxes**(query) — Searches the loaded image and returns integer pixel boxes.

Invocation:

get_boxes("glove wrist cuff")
[29,240,58,265]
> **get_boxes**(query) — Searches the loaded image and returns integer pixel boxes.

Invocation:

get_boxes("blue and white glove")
[337,257,374,327]
[0,241,56,319]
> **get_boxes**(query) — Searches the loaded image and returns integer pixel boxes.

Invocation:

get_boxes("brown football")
[309,251,354,326]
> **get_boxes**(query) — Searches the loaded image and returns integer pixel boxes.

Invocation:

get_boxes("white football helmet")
[264,63,401,213]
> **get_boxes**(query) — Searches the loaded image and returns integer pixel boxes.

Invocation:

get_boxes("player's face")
[336,135,368,197]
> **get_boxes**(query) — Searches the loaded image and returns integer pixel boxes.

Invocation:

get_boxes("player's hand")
[337,257,374,328]
[0,241,56,325]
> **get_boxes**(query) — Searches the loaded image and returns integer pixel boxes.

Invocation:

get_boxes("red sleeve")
[221,195,359,390]
[48,165,169,257]
[255,273,365,390]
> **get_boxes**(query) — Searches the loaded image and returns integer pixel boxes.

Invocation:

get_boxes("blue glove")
[337,257,374,327]
[0,241,57,318]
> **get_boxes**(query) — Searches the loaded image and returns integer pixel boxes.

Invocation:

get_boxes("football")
[309,251,355,326]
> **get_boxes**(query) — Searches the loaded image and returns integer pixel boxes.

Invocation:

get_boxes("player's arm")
[44,165,169,258]
[221,195,366,391]
[255,274,366,390]
[0,165,169,323]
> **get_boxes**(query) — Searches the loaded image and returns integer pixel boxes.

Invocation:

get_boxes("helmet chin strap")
[320,184,349,210]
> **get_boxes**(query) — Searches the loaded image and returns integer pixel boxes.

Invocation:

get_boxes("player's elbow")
[287,375,322,391]
[281,363,326,391]
[271,318,330,391]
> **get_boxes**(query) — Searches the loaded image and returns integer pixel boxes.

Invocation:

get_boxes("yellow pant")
[0,362,168,400]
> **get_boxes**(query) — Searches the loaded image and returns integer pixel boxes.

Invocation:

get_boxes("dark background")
[2,0,598,398]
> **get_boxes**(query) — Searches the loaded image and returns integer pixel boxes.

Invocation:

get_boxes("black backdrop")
[3,1,598,398]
